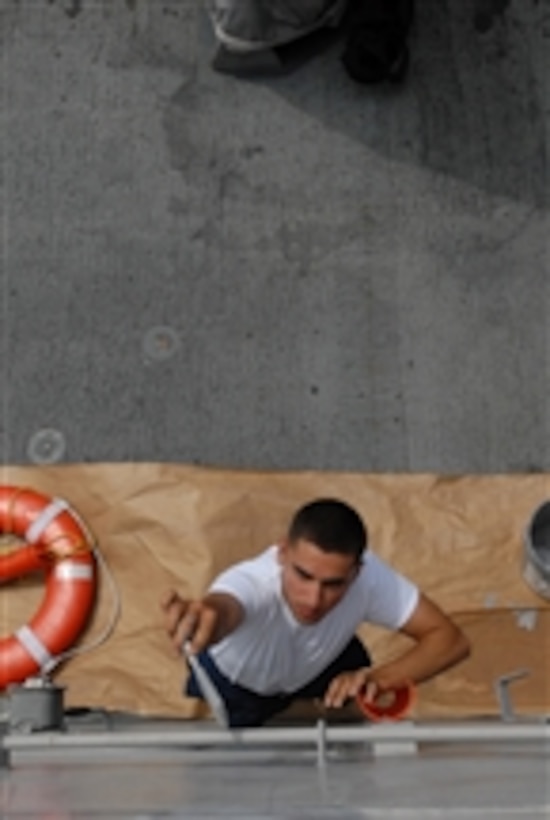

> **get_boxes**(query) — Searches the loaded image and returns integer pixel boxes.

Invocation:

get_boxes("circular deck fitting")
[26,429,66,464]
[27,427,66,464]
[142,325,180,363]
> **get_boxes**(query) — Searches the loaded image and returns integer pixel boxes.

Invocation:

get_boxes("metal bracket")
[316,718,327,768]
[494,668,530,722]
[0,720,9,768]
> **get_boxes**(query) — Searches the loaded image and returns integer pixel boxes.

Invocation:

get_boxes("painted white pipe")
[2,720,549,752]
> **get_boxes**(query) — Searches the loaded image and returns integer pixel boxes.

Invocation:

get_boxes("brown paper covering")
[1,465,549,718]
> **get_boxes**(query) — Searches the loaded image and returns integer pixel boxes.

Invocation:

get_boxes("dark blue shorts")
[185,637,371,728]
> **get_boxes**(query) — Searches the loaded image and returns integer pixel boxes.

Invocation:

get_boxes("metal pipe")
[2,720,549,752]
[316,718,327,768]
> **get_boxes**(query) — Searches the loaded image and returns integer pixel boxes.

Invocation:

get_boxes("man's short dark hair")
[288,499,367,561]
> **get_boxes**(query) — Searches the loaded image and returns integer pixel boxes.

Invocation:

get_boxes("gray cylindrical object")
[8,681,65,732]
[523,500,550,600]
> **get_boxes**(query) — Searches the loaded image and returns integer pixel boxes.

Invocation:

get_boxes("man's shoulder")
[238,544,278,572]
[213,545,279,586]
[358,550,403,584]
[209,545,280,608]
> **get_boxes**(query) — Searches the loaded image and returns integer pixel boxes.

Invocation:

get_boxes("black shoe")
[342,0,414,84]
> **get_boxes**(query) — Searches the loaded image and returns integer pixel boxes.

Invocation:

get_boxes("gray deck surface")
[1,0,549,473]
[1,714,549,818]
[1,732,549,819]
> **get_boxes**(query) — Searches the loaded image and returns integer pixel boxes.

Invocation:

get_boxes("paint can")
[8,678,65,733]
[523,500,550,600]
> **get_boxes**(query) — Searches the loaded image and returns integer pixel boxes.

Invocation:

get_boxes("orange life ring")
[0,486,97,689]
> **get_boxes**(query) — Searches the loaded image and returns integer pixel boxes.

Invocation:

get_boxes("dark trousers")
[186,637,371,728]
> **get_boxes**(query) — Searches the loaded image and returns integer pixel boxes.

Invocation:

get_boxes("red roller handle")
[356,682,415,721]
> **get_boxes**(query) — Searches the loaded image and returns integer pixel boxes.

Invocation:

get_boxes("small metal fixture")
[26,428,66,464]
[8,677,65,733]
[494,669,530,723]
[142,325,180,362]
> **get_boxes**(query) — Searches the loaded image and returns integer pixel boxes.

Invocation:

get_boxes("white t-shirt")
[209,546,419,694]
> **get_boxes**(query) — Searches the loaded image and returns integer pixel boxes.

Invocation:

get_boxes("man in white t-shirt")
[162,498,470,727]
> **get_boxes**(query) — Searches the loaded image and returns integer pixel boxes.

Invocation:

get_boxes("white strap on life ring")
[55,561,94,581]
[15,625,53,669]
[25,498,69,544]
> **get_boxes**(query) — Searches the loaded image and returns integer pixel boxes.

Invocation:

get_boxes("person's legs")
[292,636,371,701]
[185,651,292,728]
[185,638,370,726]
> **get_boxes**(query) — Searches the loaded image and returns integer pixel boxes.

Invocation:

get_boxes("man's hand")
[323,668,397,709]
[161,590,218,654]
[160,589,244,655]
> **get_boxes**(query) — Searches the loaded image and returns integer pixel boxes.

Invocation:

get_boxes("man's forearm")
[202,591,244,645]
[372,625,471,690]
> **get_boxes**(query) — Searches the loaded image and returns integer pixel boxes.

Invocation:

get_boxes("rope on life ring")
[0,485,97,690]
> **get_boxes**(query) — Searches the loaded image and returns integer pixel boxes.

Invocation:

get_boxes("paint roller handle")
[182,641,230,729]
